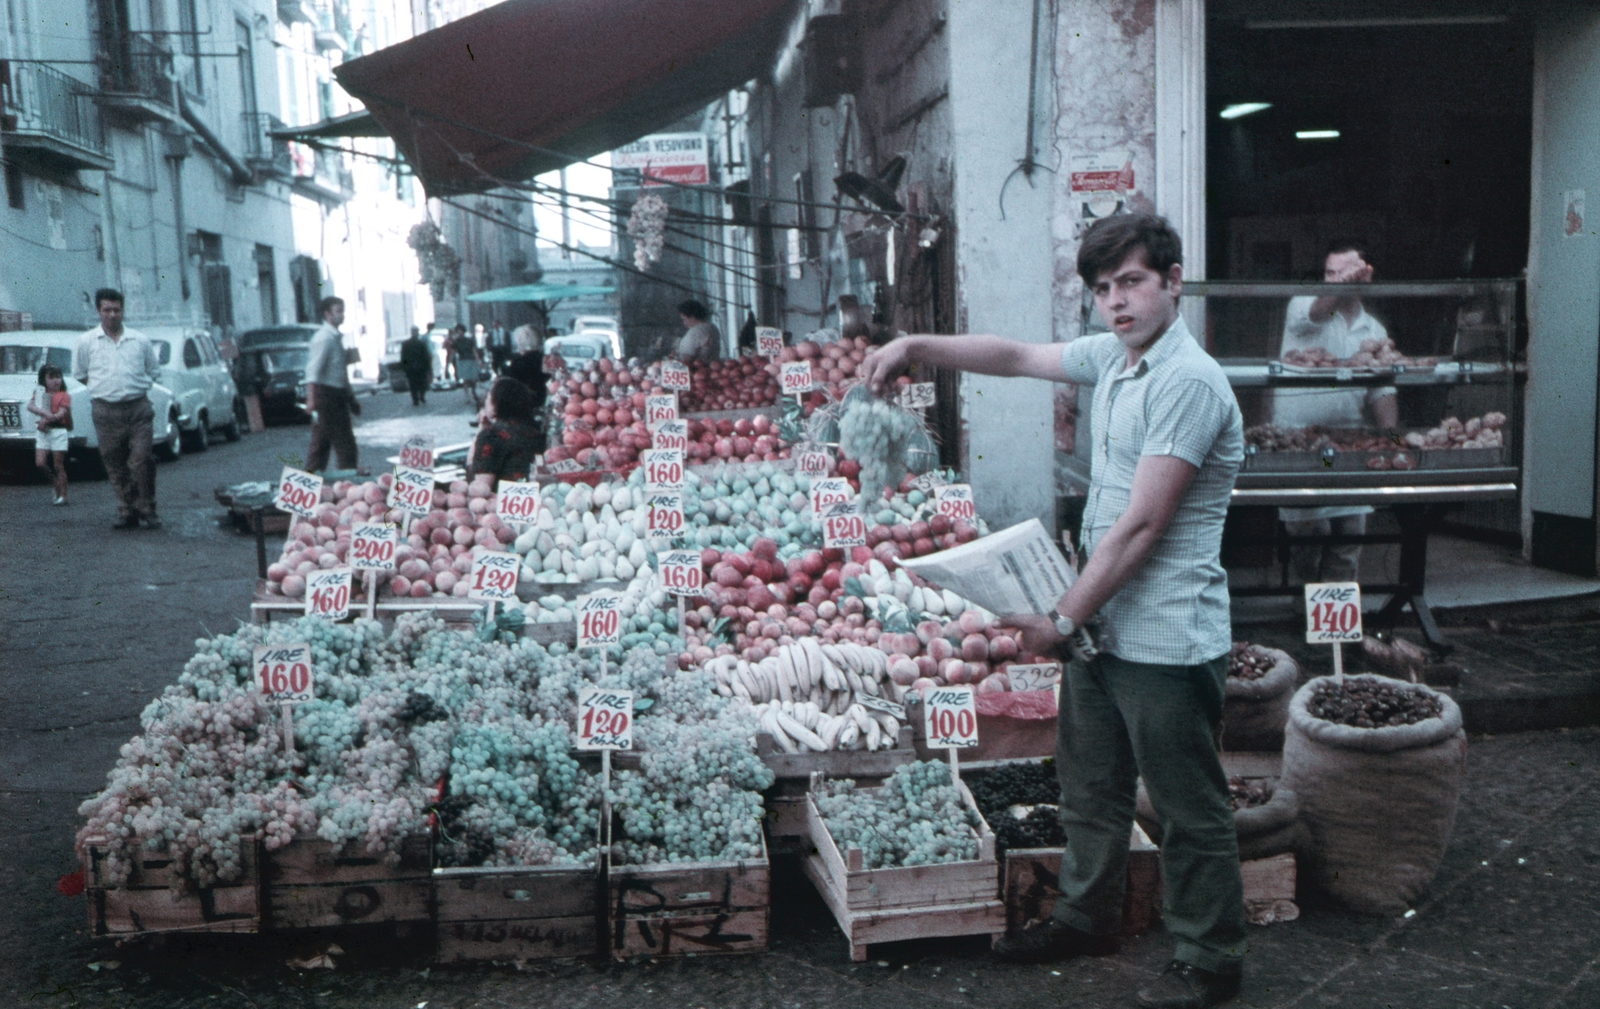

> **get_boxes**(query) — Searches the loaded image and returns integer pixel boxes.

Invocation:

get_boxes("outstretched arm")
[860,335,1068,393]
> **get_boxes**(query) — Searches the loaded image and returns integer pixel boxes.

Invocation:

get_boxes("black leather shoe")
[112,515,139,530]
[992,919,1120,964]
[1137,960,1242,1008]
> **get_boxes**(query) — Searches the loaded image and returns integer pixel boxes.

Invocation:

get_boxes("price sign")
[399,435,434,471]
[645,393,678,425]
[576,687,633,750]
[389,466,434,517]
[495,480,543,525]
[811,477,854,513]
[658,549,703,596]
[305,567,353,620]
[858,694,906,721]
[780,361,814,395]
[660,360,691,391]
[651,419,688,452]
[1006,662,1062,693]
[924,685,979,748]
[1305,582,1363,643]
[253,643,314,704]
[645,491,685,543]
[796,449,832,477]
[935,484,976,522]
[821,500,867,548]
[576,592,624,648]
[349,523,398,571]
[548,458,583,474]
[912,470,949,493]
[642,449,685,491]
[756,327,784,356]
[898,382,936,410]
[275,466,322,519]
[468,549,521,601]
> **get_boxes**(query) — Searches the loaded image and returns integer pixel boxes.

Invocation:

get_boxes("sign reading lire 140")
[1305,582,1362,643]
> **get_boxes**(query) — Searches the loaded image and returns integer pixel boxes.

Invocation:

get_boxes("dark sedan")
[234,325,318,423]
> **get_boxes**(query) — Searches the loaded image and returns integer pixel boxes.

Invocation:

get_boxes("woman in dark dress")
[467,376,545,486]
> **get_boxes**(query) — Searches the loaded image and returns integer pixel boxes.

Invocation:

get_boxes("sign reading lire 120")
[821,500,866,548]
[468,549,520,600]
[576,687,633,750]
[1304,582,1363,643]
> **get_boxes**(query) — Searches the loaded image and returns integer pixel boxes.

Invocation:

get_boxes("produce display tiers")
[683,406,784,423]
[248,585,578,645]
[755,727,916,780]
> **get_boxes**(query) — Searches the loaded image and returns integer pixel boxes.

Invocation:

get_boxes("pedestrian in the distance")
[399,326,433,406]
[456,329,483,408]
[304,296,359,472]
[488,323,511,374]
[27,363,71,505]
[73,288,162,530]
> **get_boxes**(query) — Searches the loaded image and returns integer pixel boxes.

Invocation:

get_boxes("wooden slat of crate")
[86,844,259,936]
[263,834,433,930]
[1241,852,1296,903]
[433,863,600,963]
[607,839,770,959]
[755,727,917,780]
[1001,824,1162,940]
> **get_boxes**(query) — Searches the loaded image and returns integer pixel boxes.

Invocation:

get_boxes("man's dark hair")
[1076,213,1183,286]
[94,288,124,309]
[37,363,63,387]
[318,296,344,318]
[677,299,710,321]
[489,376,535,422]
[1324,239,1372,267]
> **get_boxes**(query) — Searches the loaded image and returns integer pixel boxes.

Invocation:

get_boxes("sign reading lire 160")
[254,643,314,704]
[645,394,678,425]
[305,567,353,620]
[642,449,684,491]
[495,480,542,525]
[1304,582,1362,643]
[658,549,703,595]
[576,592,623,648]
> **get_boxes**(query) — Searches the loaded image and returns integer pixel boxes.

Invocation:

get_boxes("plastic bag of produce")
[1280,674,1466,915]
[1222,645,1299,751]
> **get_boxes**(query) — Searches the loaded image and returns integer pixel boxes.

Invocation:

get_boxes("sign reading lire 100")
[1304,582,1363,643]
[923,685,979,748]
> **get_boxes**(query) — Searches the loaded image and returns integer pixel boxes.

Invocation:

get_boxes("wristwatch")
[1053,611,1076,638]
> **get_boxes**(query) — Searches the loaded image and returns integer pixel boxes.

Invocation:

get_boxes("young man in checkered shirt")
[863,214,1247,1008]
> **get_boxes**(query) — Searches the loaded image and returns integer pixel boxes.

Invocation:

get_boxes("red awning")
[333,0,794,196]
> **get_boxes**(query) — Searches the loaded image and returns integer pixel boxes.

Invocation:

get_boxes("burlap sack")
[1280,674,1467,915]
[1221,647,1298,751]
[1135,780,1300,860]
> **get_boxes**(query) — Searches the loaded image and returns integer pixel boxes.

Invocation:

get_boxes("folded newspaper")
[898,518,1076,617]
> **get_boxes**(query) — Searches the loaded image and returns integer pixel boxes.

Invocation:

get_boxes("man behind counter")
[861,213,1247,1009]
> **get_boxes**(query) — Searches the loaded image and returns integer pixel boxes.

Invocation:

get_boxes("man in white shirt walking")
[73,288,163,530]
[304,296,358,472]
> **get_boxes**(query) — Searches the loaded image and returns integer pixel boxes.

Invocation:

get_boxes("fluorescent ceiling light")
[1296,130,1341,140]
[1220,103,1272,120]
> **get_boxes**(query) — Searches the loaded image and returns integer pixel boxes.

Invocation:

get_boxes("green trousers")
[1052,651,1247,972]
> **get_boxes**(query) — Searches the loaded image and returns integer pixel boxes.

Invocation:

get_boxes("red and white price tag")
[811,477,854,514]
[349,522,398,571]
[1305,582,1363,643]
[935,484,976,522]
[275,466,322,519]
[821,500,867,548]
[254,643,314,704]
[305,567,353,620]
[898,382,936,410]
[796,449,832,477]
[547,458,583,475]
[576,592,624,648]
[468,549,520,601]
[924,685,979,748]
[659,360,691,391]
[756,327,784,357]
[651,419,688,452]
[399,435,434,471]
[389,466,434,517]
[1006,662,1062,693]
[576,686,633,750]
[495,480,543,525]
[644,491,685,543]
[780,361,814,395]
[645,393,678,425]
[658,549,703,596]
[642,449,685,491]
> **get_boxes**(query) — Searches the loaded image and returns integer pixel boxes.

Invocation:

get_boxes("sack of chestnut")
[1220,643,1298,751]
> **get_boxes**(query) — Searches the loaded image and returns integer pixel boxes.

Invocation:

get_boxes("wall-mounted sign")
[614,133,710,187]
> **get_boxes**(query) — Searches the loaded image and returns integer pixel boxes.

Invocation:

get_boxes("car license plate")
[0,403,20,429]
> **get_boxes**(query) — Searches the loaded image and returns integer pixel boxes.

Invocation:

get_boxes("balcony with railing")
[1,61,113,171]
[96,34,179,122]
[292,145,353,205]
[242,112,294,179]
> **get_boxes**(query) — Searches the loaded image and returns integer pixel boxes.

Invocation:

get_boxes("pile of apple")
[775,335,873,401]
[684,413,794,465]
[262,474,514,600]
[545,357,656,472]
[676,355,781,412]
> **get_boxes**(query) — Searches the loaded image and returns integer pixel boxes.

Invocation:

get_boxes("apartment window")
[4,159,23,210]
[177,0,203,97]
[289,254,323,323]
[255,244,278,325]
[235,19,258,118]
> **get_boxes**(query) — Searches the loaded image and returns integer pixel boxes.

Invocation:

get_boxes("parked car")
[234,324,319,423]
[544,333,616,364]
[142,325,241,451]
[0,329,182,464]
[572,315,618,334]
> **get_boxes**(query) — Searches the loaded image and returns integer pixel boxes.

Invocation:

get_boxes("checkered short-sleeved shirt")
[1061,317,1244,665]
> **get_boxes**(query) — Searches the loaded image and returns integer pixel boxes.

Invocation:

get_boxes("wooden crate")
[1001,823,1162,939]
[1241,852,1298,924]
[607,836,770,959]
[262,833,432,930]
[801,774,1004,961]
[85,844,260,936]
[755,727,916,781]
[434,862,601,963]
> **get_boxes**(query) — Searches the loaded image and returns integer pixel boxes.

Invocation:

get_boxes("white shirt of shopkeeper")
[1061,315,1244,666]
[1272,296,1396,429]
[73,325,160,403]
[304,321,351,389]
